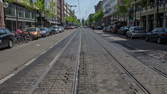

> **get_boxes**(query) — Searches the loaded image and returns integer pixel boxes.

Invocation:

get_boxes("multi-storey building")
[64,3,70,17]
[44,0,57,25]
[64,3,76,17]
[131,0,167,32]
[4,1,38,31]
[57,0,65,24]
[103,0,123,25]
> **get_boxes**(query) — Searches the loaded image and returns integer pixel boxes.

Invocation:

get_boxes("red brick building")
[57,0,65,24]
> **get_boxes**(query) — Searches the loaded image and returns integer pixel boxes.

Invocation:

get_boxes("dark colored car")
[145,28,167,44]
[126,26,146,39]
[95,26,103,30]
[118,26,130,35]
[0,28,15,48]
[40,27,50,37]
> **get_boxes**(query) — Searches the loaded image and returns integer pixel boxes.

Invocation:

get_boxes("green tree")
[34,0,44,11]
[65,16,80,25]
[87,9,103,25]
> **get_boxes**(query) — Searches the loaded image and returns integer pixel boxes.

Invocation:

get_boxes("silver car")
[126,26,146,39]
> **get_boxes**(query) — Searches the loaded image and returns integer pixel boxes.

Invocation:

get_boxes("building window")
[5,6,16,16]
[32,12,36,19]
[25,11,30,18]
[18,8,24,18]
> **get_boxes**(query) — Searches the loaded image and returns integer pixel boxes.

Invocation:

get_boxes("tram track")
[0,30,78,94]
[88,30,152,94]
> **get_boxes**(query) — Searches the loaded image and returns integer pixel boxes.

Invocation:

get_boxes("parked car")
[49,26,59,34]
[65,26,76,29]
[40,27,50,37]
[26,27,41,40]
[105,26,112,32]
[145,28,167,44]
[126,26,146,39]
[112,24,119,33]
[58,26,64,33]
[0,28,15,48]
[95,26,103,30]
[118,26,130,35]
[103,26,107,32]
[15,29,31,42]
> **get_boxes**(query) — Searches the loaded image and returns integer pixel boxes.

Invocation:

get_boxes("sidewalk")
[0,30,74,80]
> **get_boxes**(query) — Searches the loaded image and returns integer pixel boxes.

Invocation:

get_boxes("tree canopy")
[65,16,80,25]
[87,9,103,25]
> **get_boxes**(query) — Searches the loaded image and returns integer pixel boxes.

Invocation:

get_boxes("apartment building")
[131,0,167,32]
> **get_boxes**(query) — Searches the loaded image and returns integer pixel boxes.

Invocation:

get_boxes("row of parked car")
[103,25,167,44]
[0,26,66,49]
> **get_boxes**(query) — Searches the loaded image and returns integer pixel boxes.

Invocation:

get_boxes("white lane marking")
[25,58,36,66]
[0,31,76,86]
[0,73,15,84]
[0,58,36,85]
[40,50,47,55]
[49,33,76,67]
[36,44,40,47]
[28,31,77,94]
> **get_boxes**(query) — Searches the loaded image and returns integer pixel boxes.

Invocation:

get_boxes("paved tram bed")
[0,28,167,94]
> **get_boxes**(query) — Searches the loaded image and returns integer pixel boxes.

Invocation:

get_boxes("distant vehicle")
[95,26,103,30]
[49,26,59,34]
[103,26,108,32]
[26,27,41,40]
[40,27,50,37]
[106,26,112,32]
[112,24,119,33]
[0,28,15,48]
[58,26,64,32]
[118,26,130,35]
[126,26,146,39]
[145,28,167,44]
[65,26,76,29]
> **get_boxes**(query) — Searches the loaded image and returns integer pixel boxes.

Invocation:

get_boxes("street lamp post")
[134,0,137,26]
[163,0,167,27]
[155,0,159,27]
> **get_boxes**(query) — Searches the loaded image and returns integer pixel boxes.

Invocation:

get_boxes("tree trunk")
[0,1,5,28]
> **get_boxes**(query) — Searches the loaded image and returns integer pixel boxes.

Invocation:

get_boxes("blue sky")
[65,0,100,19]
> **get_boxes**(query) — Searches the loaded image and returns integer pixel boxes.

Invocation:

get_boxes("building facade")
[64,3,70,17]
[131,0,167,32]
[103,0,122,25]
[44,0,58,25]
[5,2,38,31]
[57,0,65,24]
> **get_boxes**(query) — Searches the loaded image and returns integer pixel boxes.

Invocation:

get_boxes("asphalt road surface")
[0,28,167,94]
